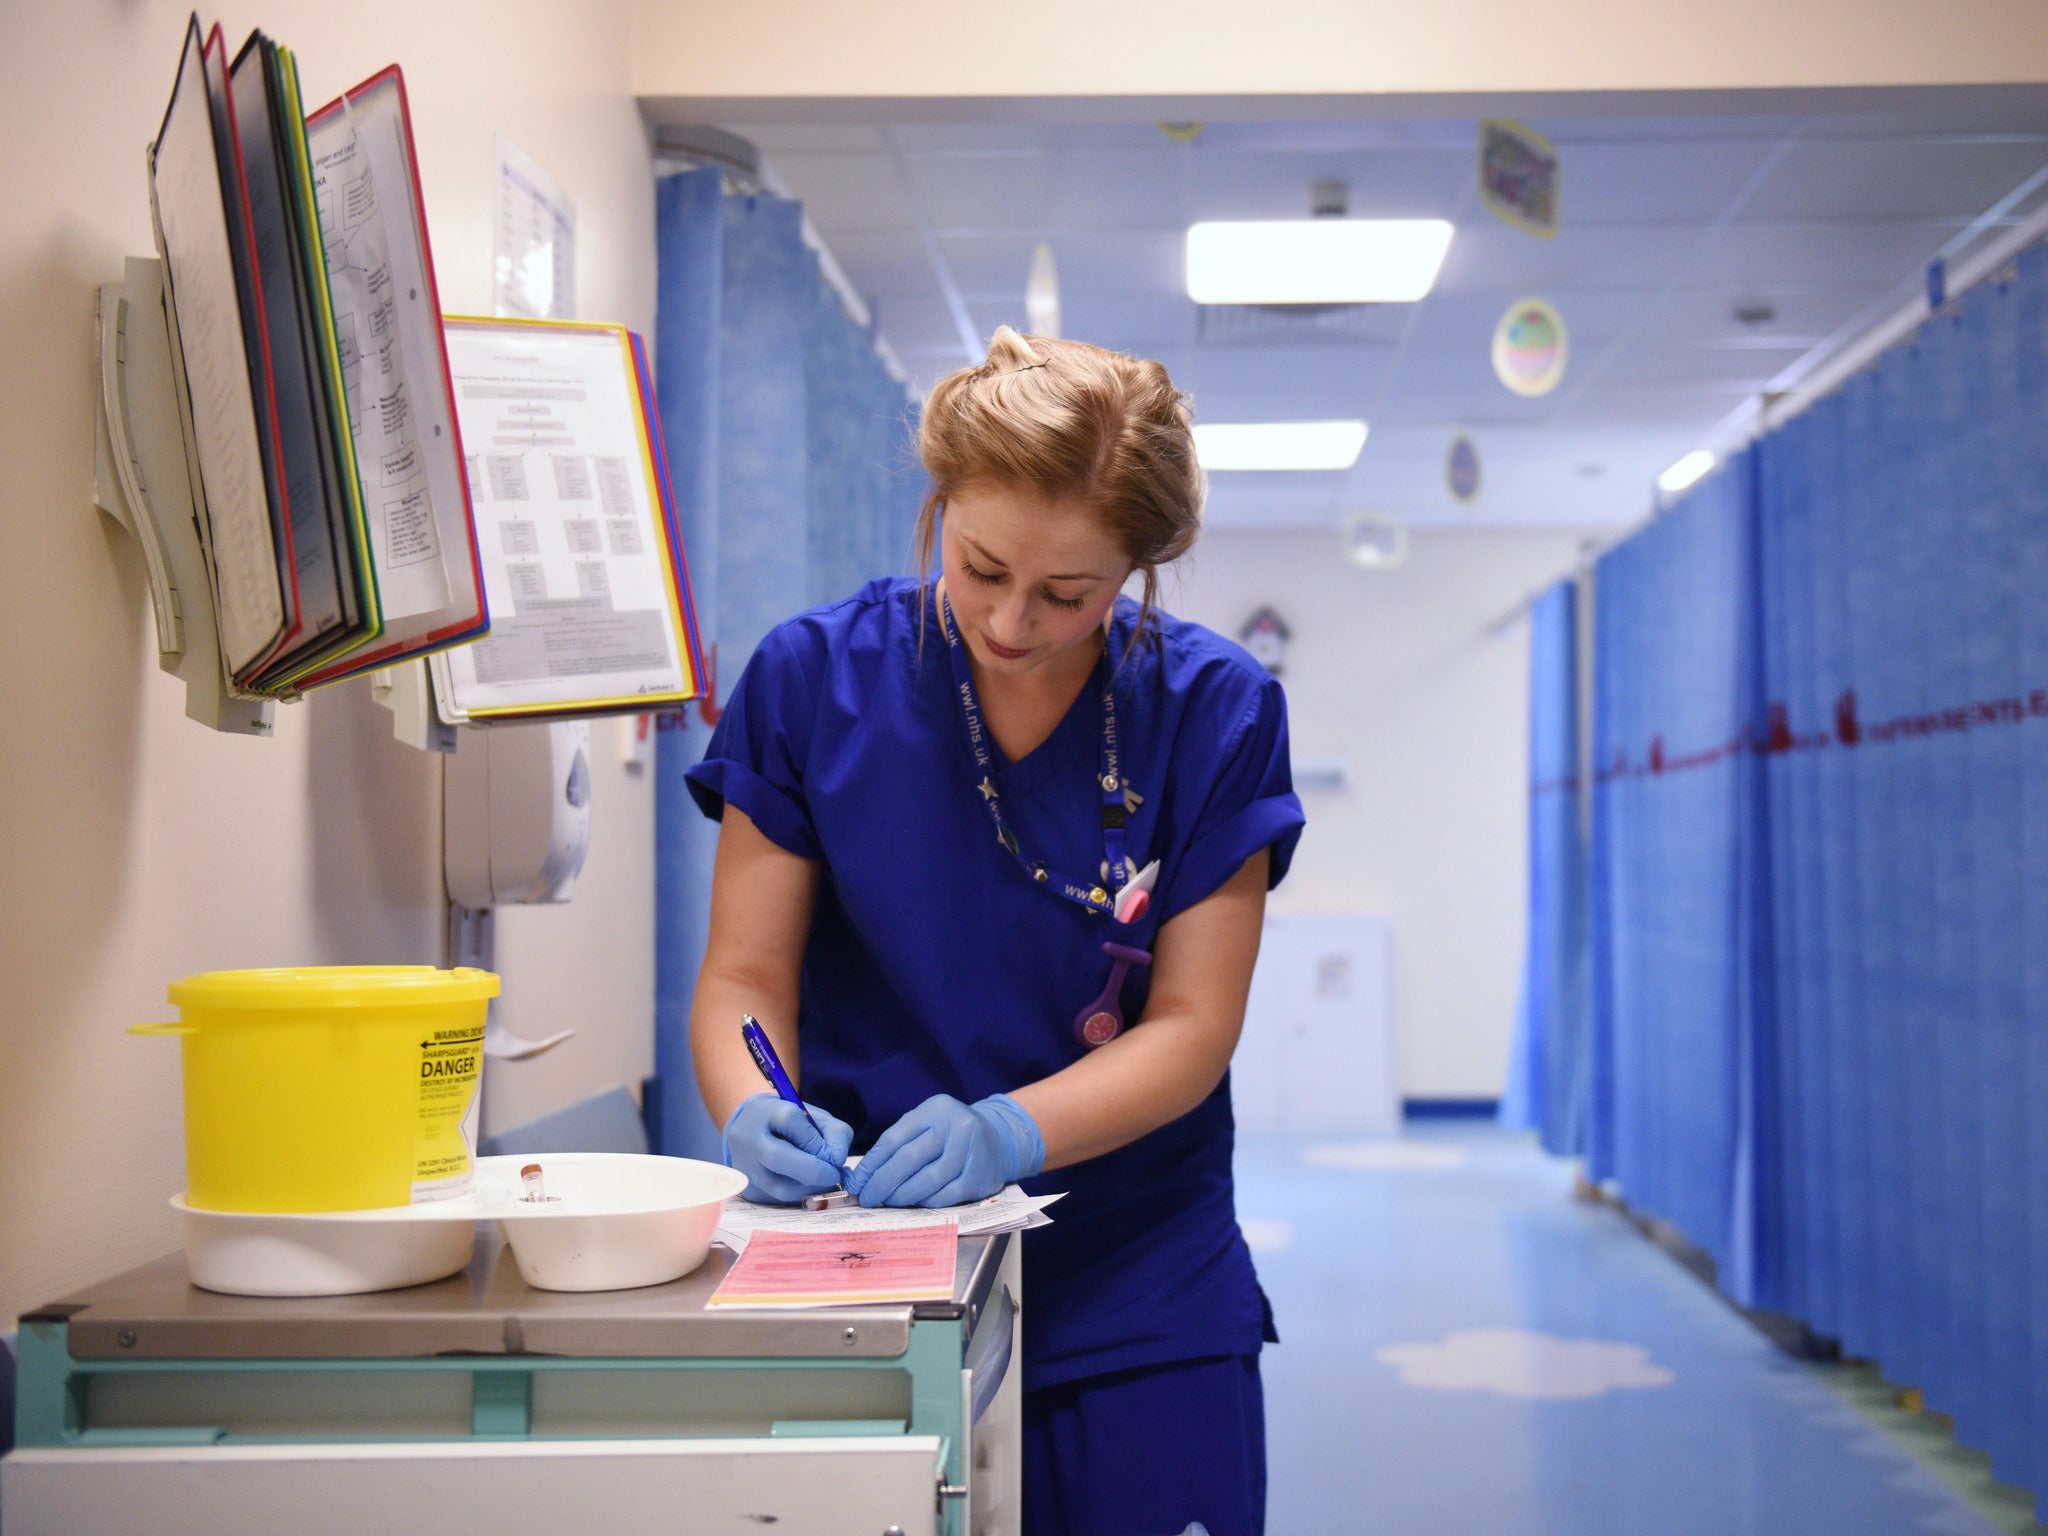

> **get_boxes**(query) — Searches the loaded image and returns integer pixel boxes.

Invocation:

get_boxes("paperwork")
[432,318,705,720]
[146,19,484,698]
[715,1184,1059,1255]
[140,20,704,716]
[706,1223,959,1310]
[150,19,281,674]
[295,62,486,682]
[226,32,369,684]
[494,135,576,322]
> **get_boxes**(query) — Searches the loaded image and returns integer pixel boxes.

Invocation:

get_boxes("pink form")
[705,1221,960,1309]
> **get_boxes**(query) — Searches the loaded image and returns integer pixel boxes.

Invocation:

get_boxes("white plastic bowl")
[478,1153,748,1292]
[172,1195,477,1297]
[170,1153,746,1298]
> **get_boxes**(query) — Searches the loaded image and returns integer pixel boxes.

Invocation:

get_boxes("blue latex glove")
[722,1093,855,1205]
[843,1093,1045,1209]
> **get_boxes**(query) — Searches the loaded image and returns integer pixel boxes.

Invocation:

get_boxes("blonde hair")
[915,326,1204,646]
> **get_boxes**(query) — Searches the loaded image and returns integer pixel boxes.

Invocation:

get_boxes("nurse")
[686,326,1304,1536]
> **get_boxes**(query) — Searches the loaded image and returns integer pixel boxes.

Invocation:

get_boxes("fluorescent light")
[1026,241,1060,338]
[1194,421,1368,472]
[1657,450,1716,495]
[1186,219,1453,305]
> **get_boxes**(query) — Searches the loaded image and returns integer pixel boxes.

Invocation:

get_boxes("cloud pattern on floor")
[1303,1140,1468,1171]
[1377,1328,1677,1401]
[1243,1126,2005,1533]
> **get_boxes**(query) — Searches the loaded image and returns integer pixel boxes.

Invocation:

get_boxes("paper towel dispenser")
[445,722,592,906]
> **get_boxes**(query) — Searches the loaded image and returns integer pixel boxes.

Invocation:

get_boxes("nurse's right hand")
[722,1094,854,1205]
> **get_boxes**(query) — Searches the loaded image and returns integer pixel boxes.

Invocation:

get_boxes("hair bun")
[916,331,1203,647]
[984,325,1047,373]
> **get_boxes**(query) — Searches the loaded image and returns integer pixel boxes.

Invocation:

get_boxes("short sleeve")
[1154,674,1306,923]
[684,621,827,859]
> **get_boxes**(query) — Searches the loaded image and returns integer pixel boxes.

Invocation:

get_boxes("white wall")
[0,0,658,1323]
[1170,527,1590,1100]
[635,0,2048,111]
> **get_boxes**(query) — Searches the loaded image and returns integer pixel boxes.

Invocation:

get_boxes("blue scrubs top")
[687,577,1305,1388]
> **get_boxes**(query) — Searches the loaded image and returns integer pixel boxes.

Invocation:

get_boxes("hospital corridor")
[5,3,2048,1534]
[1240,1124,2038,1536]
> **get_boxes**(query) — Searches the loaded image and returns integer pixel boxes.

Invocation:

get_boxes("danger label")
[412,1025,484,1201]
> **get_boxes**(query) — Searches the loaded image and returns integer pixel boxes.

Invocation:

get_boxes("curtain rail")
[1486,164,2048,638]
[1749,163,2048,438]
[652,134,919,400]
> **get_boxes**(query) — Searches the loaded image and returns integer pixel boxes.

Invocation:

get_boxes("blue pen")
[740,1015,845,1184]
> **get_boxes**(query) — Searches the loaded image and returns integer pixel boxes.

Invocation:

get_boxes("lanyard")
[939,593,1130,916]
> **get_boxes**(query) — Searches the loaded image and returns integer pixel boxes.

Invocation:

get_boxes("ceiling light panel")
[1657,450,1716,495]
[1186,219,1454,305]
[1195,302,1412,348]
[1193,421,1369,472]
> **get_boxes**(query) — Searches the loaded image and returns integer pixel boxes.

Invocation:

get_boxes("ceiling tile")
[1433,222,1706,296]
[1591,341,1806,389]
[937,230,1184,294]
[863,298,973,359]
[802,229,933,297]
[746,124,889,155]
[1059,291,1195,353]
[906,153,1059,230]
[1621,283,1893,346]
[767,152,919,232]
[1181,345,1394,406]
[1546,381,1756,430]
[741,102,2048,528]
[1185,147,1472,222]
[1552,138,1784,225]
[1532,115,1808,145]
[1694,218,1963,289]
[1205,120,1475,153]
[1736,138,2048,224]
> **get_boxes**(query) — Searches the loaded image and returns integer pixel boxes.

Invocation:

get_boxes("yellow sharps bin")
[132,966,500,1212]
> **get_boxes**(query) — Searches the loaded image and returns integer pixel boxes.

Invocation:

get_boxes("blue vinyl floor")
[1235,1123,2000,1536]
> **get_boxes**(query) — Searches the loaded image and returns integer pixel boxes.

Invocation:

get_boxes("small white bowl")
[477,1153,748,1292]
[172,1195,477,1297]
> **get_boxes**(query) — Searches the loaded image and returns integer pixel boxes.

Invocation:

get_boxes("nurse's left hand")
[844,1093,1045,1208]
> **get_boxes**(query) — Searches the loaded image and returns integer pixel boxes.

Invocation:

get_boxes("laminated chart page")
[148,17,284,674]
[310,108,447,621]
[302,63,489,687]
[437,318,698,716]
[706,1223,960,1310]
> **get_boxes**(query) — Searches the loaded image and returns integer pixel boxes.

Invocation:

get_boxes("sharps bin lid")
[167,966,501,1010]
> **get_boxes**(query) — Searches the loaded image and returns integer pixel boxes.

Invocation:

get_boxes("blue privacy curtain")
[805,271,921,607]
[1585,450,1770,1304]
[650,172,927,1161]
[1586,240,2048,1511]
[1751,243,2048,1498]
[649,168,725,1164]
[1502,579,1589,1156]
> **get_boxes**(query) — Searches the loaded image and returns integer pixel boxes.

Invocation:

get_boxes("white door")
[1232,912,1398,1136]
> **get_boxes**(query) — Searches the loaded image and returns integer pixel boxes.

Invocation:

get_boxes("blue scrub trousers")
[1022,1353,1266,1536]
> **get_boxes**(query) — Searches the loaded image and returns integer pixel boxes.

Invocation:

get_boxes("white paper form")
[439,321,690,713]
[148,22,282,674]
[494,135,575,322]
[308,99,450,621]
[715,1185,1061,1255]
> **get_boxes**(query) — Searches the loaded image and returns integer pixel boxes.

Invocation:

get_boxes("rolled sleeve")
[1155,675,1305,923]
[684,623,826,860]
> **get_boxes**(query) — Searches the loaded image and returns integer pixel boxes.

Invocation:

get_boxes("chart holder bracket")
[93,255,274,737]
